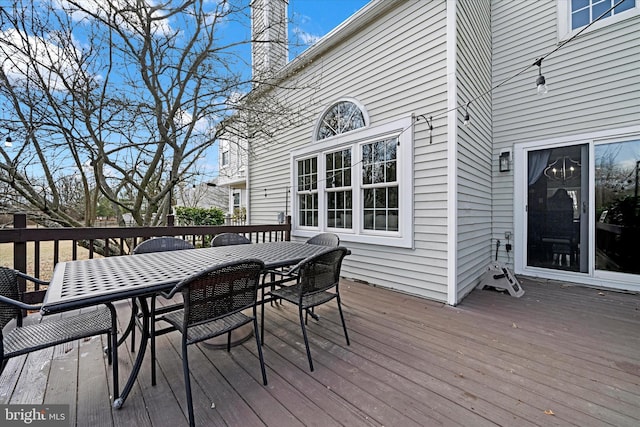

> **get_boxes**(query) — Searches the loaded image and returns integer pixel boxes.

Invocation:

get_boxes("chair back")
[133,237,195,254]
[297,247,348,296]
[546,188,574,239]
[176,259,264,327]
[211,233,251,247]
[305,233,340,247]
[0,267,22,330]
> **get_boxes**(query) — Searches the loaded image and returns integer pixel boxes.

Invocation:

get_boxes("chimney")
[251,0,288,83]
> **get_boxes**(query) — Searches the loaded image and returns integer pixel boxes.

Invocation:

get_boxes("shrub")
[174,206,226,226]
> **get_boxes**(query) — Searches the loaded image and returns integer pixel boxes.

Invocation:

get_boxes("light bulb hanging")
[534,58,548,95]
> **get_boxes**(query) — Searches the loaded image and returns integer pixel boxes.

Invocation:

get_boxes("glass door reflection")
[595,140,640,274]
[527,145,588,273]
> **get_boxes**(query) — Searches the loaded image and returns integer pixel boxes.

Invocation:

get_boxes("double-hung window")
[292,112,413,248]
[297,157,318,227]
[362,138,399,232]
[558,0,638,40]
[326,149,352,229]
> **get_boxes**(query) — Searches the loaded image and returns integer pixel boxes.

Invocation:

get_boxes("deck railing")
[0,213,292,304]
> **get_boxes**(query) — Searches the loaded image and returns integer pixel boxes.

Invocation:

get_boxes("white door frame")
[513,125,640,292]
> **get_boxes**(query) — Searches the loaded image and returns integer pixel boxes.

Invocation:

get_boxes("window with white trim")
[292,115,413,248]
[326,148,353,229]
[558,0,638,40]
[297,157,318,227]
[362,138,398,232]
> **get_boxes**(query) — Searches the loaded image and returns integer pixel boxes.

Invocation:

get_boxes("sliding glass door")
[595,139,640,275]
[523,137,640,280]
[526,144,589,273]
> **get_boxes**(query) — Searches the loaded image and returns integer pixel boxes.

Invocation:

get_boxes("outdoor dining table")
[41,241,329,409]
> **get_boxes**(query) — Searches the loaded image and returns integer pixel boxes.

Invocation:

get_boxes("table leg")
[113,296,150,409]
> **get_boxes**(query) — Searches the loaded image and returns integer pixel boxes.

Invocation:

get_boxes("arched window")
[315,100,367,140]
[293,114,413,248]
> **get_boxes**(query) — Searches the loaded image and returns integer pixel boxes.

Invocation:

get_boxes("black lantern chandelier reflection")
[544,156,581,182]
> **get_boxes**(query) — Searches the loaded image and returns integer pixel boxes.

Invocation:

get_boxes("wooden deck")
[1,277,639,426]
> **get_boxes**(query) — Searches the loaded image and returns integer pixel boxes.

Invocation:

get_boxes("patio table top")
[42,241,330,314]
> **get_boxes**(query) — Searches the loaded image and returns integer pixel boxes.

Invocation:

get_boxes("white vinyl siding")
[454,0,493,301]
[251,0,288,79]
[248,0,450,301]
[492,0,640,267]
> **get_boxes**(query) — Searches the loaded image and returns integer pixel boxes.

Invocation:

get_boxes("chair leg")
[116,298,137,350]
[269,272,275,306]
[336,295,350,346]
[298,307,314,372]
[106,332,113,365]
[151,297,157,386]
[260,289,265,346]
[182,340,195,427]
[252,311,268,386]
[108,304,120,401]
[130,299,137,351]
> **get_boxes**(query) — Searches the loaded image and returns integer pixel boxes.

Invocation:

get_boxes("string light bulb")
[534,58,548,95]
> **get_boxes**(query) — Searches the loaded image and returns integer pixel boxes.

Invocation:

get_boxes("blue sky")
[288,0,370,58]
[206,0,371,177]
[2,1,372,181]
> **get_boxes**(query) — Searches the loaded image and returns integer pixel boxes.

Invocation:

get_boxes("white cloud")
[53,0,174,37]
[0,28,84,92]
[292,26,321,45]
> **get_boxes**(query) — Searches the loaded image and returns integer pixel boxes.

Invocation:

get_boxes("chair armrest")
[264,267,297,278]
[15,271,49,287]
[0,294,42,311]
[158,289,176,300]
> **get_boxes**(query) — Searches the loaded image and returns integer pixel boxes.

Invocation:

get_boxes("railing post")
[285,215,291,241]
[13,214,27,275]
[13,214,27,316]
[167,214,175,227]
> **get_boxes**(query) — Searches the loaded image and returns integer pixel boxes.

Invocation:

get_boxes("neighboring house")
[175,180,228,211]
[217,133,249,221]
[224,0,640,305]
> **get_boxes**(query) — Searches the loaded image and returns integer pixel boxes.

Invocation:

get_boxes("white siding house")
[229,0,640,305]
[217,134,248,220]
[493,0,640,291]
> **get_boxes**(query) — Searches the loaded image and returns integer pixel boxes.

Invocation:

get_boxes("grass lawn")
[0,240,98,283]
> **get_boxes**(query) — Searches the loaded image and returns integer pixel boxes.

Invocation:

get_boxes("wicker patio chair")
[0,266,119,398]
[261,247,350,371]
[132,237,195,385]
[210,232,251,247]
[265,233,341,306]
[133,236,196,254]
[157,259,267,427]
[305,232,340,247]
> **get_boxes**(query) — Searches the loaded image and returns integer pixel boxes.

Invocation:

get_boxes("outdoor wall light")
[499,150,511,172]
[534,58,548,95]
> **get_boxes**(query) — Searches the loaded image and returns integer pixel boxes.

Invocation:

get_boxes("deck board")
[1,277,640,426]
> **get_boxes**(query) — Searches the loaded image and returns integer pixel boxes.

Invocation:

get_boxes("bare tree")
[0,0,304,227]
